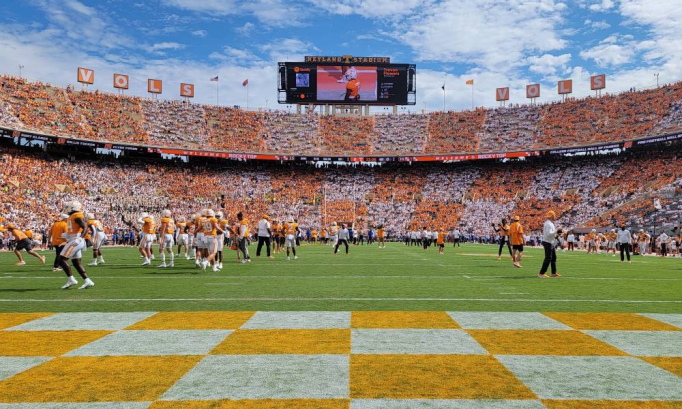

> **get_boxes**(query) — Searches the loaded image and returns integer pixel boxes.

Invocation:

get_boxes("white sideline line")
[1,275,680,281]
[0,297,680,303]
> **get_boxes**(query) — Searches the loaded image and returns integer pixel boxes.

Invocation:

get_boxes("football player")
[59,201,94,289]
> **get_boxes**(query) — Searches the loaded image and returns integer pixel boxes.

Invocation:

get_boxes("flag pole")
[471,83,474,109]
[442,83,446,112]
[216,78,219,106]
[246,83,249,110]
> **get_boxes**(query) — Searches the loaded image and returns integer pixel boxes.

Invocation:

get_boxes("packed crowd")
[1,144,679,246]
[2,75,682,156]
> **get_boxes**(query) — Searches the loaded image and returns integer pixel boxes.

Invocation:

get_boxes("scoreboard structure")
[278,55,416,114]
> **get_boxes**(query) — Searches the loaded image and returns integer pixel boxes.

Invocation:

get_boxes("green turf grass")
[0,243,680,313]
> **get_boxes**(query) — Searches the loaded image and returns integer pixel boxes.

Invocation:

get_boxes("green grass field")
[0,243,680,313]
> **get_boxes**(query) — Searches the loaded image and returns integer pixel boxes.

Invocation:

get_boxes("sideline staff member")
[539,211,561,278]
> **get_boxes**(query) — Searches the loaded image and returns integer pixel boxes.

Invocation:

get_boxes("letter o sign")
[526,84,540,99]
[113,74,129,90]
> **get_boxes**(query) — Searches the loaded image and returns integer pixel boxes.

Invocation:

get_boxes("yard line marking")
[499,293,530,295]
[0,297,680,303]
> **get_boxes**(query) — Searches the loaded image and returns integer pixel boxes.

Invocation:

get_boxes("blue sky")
[0,0,679,112]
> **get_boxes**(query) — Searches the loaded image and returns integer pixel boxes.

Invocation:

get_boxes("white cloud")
[589,0,615,11]
[31,0,133,50]
[209,46,262,65]
[235,22,255,36]
[191,29,208,37]
[398,0,568,73]
[259,38,320,62]
[580,42,635,67]
[149,42,186,51]
[163,0,305,27]
[308,0,427,18]
[587,20,611,29]
[527,53,572,75]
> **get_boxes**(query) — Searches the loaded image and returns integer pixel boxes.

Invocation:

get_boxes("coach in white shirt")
[539,211,560,278]
[256,215,272,258]
[617,225,632,262]
[335,224,350,254]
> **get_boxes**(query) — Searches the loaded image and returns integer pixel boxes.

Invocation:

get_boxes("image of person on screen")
[337,66,361,101]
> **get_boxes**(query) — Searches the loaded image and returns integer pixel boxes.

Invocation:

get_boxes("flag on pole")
[466,79,474,85]
[441,83,445,90]
[243,79,249,87]
[210,76,219,81]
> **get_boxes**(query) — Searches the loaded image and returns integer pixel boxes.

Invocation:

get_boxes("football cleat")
[78,279,94,290]
[61,276,78,289]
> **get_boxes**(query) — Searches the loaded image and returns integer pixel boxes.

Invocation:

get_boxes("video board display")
[278,60,416,105]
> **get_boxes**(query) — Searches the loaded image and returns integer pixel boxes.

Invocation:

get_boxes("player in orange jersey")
[377,225,385,249]
[86,213,106,266]
[138,212,155,266]
[237,212,251,263]
[194,210,208,268]
[493,218,512,260]
[3,222,45,266]
[49,214,68,271]
[216,211,233,269]
[202,209,224,272]
[59,200,94,289]
[186,215,197,260]
[283,217,299,261]
[158,210,175,268]
[330,222,339,250]
[509,215,525,268]
[437,228,446,255]
[272,220,281,254]
[340,66,361,101]
[176,216,188,259]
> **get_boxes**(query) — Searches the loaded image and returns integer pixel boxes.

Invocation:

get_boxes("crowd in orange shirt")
[0,146,680,243]
[2,76,682,158]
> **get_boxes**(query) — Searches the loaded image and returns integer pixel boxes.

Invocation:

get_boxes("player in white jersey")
[86,213,107,266]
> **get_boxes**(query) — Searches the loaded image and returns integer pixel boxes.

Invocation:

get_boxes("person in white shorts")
[284,217,298,261]
[330,222,339,249]
[194,210,208,267]
[203,209,223,272]
[87,213,107,266]
[175,216,189,258]
[59,201,94,290]
[158,210,175,268]
[138,212,155,266]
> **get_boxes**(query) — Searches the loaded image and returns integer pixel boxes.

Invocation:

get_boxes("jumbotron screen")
[278,61,416,105]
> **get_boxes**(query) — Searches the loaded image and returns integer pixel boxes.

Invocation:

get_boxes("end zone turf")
[0,311,679,407]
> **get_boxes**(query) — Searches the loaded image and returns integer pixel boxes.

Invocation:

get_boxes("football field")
[0,243,681,407]
[0,242,680,313]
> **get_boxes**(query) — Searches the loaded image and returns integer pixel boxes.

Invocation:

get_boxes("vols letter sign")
[180,83,194,98]
[113,74,129,89]
[77,67,94,84]
[526,84,540,99]
[148,79,163,94]
[558,79,572,95]
[496,87,510,101]
[591,74,606,90]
